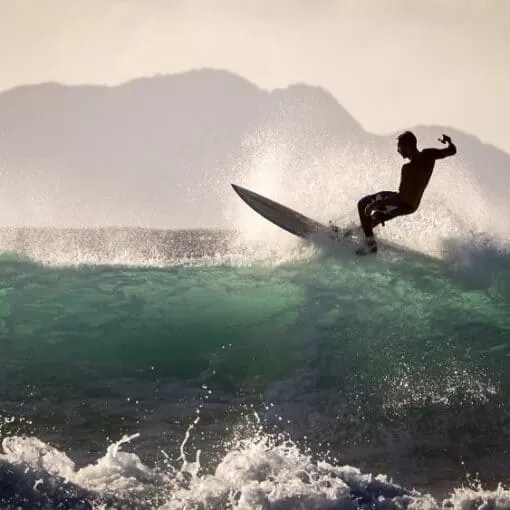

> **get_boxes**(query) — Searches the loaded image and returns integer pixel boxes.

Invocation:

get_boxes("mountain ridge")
[0,69,507,228]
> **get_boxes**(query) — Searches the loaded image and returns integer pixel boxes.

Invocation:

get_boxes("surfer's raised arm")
[423,134,457,160]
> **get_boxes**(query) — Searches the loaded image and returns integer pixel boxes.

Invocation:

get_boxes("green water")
[1,243,510,488]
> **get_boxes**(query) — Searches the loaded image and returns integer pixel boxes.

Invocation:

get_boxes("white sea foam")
[1,422,509,509]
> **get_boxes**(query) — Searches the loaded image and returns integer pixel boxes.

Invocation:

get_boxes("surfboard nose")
[231,183,249,198]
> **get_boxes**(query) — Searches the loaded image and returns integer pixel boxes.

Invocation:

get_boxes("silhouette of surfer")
[353,131,457,254]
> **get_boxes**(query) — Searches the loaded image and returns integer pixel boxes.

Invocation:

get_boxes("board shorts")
[358,191,415,226]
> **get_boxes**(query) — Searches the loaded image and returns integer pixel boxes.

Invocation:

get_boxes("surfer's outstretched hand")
[438,134,452,145]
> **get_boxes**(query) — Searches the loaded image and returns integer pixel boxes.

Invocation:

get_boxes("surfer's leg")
[357,194,378,237]
[357,193,382,254]
[358,191,395,234]
[370,193,415,227]
[357,191,402,254]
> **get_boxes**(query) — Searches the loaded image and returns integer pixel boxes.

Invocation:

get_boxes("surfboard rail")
[231,184,327,238]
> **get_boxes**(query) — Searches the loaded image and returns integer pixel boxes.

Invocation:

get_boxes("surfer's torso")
[398,149,438,210]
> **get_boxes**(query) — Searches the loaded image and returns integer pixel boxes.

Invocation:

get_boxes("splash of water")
[2,417,510,509]
[226,125,510,262]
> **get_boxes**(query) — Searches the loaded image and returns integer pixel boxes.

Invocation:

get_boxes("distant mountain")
[0,69,507,228]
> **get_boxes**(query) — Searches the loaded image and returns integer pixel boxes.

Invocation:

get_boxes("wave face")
[0,227,510,508]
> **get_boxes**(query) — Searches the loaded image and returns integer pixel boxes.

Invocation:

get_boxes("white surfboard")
[231,183,362,250]
[231,184,329,238]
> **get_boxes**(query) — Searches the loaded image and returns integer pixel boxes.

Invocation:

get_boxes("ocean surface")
[1,226,510,509]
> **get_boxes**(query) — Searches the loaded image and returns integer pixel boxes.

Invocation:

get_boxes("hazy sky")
[1,0,509,152]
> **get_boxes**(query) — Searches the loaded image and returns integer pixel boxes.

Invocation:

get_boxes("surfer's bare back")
[356,131,457,255]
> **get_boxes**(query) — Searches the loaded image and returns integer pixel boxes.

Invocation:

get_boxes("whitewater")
[1,137,510,509]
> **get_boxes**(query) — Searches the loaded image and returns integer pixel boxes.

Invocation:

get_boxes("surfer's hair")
[397,131,417,149]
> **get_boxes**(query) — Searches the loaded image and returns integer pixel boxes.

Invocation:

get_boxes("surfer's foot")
[355,237,377,255]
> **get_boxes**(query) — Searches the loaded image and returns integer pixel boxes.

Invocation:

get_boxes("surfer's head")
[397,131,418,159]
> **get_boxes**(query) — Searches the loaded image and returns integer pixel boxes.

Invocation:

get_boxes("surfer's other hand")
[438,134,452,145]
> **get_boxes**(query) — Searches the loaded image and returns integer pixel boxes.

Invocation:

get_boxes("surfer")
[355,131,457,254]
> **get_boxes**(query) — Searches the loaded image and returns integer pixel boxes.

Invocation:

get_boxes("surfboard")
[231,184,330,238]
[230,182,364,255]
[231,184,438,259]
